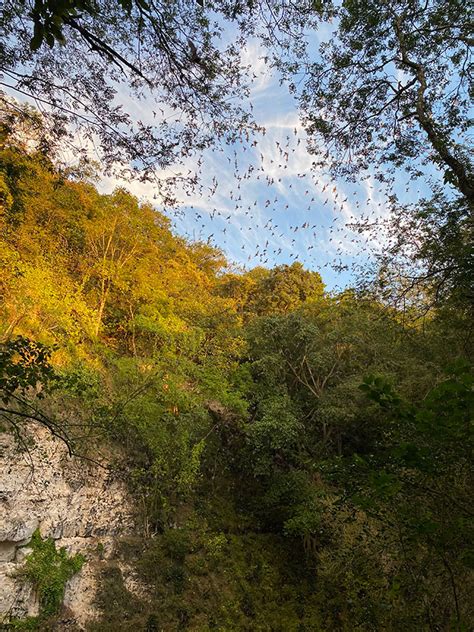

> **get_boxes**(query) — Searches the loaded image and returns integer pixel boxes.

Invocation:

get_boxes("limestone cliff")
[0,426,134,629]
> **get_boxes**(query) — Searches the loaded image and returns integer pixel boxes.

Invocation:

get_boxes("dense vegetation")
[1,105,472,630]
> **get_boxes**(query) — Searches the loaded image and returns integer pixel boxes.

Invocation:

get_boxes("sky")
[5,21,432,294]
[96,37,402,293]
[4,9,458,293]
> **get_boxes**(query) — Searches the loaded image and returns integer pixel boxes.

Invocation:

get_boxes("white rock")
[0,426,134,629]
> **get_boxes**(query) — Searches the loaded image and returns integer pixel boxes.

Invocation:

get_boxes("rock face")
[0,426,134,628]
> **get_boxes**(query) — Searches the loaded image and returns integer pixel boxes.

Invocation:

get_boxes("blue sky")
[97,37,407,293]
[5,14,456,293]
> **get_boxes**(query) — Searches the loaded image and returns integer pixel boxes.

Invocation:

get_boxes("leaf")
[30,23,44,51]
[45,33,55,48]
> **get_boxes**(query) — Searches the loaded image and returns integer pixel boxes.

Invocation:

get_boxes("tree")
[0,0,254,188]
[0,336,73,449]
[288,0,472,199]
[245,295,428,462]
[273,0,473,306]
[246,262,325,317]
[351,363,474,627]
[80,188,156,336]
[372,189,473,309]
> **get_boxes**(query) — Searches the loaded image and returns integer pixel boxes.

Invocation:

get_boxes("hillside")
[0,110,473,631]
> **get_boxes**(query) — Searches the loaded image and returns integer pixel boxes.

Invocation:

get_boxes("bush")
[17,530,84,625]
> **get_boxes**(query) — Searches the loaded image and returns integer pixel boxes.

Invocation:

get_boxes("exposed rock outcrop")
[0,426,134,628]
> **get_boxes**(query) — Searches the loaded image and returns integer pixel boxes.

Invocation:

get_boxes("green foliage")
[0,337,56,404]
[1,120,473,630]
[359,360,473,472]
[24,529,84,618]
[0,336,72,449]
[90,527,324,631]
[349,362,474,627]
[246,262,325,317]
[245,395,303,475]
[13,530,84,627]
[3,617,42,631]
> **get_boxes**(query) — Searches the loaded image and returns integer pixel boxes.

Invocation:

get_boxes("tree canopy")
[1,0,255,190]
[0,3,473,630]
